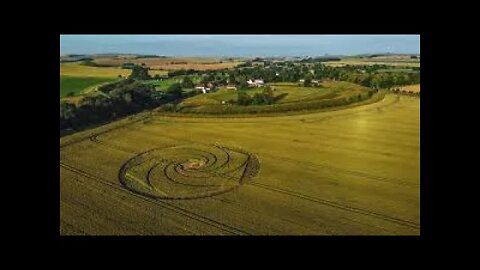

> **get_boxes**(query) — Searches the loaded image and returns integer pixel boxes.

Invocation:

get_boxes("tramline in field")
[60,36,420,235]
[60,93,420,235]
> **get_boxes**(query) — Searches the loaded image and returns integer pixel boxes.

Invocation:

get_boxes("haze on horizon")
[60,35,420,57]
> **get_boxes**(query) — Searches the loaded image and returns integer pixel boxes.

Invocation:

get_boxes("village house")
[195,82,216,94]
[299,79,321,86]
[247,79,265,87]
[195,86,210,94]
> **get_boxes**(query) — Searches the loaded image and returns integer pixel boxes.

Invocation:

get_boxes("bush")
[237,91,252,106]
[129,65,151,80]
[181,76,194,88]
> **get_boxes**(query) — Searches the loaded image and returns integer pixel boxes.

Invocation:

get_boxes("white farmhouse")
[195,86,211,94]
[247,79,265,87]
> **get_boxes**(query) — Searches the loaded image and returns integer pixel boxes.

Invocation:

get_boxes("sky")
[60,35,420,57]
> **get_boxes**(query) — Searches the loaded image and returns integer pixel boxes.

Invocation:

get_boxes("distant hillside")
[60,54,168,63]
[60,55,93,63]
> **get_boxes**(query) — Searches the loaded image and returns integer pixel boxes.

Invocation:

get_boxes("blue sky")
[60,35,420,57]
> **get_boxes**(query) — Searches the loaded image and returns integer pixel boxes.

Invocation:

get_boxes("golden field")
[60,93,420,235]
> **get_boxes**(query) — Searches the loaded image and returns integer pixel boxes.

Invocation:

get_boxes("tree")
[123,92,133,104]
[129,65,151,80]
[201,75,210,85]
[166,83,183,99]
[60,102,78,129]
[304,78,312,87]
[236,75,248,88]
[237,91,252,106]
[182,76,194,88]
[228,73,236,85]
[262,87,275,104]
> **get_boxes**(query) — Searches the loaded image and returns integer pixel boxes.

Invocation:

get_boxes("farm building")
[247,79,265,87]
[195,86,211,94]
[299,79,321,86]
[195,82,216,94]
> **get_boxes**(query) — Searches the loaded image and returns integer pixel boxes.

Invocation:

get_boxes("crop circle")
[118,144,260,200]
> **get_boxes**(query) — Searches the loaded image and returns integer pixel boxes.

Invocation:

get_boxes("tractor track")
[89,135,137,154]
[60,162,249,235]
[61,93,396,152]
[248,182,419,229]
[301,94,401,124]
[60,114,151,150]
[260,152,418,188]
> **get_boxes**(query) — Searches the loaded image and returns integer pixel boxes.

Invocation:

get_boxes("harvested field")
[400,84,420,93]
[324,57,420,68]
[60,63,168,78]
[92,57,243,71]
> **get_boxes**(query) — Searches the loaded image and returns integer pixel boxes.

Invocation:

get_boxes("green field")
[176,81,374,114]
[143,78,182,90]
[60,76,116,97]
[180,83,335,106]
[60,93,420,235]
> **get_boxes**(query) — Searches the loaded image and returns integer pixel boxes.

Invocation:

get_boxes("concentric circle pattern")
[119,144,260,200]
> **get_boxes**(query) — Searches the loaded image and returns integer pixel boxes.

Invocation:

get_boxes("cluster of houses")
[194,79,265,94]
[193,77,321,95]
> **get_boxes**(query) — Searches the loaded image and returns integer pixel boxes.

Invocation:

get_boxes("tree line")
[60,66,193,132]
[181,61,419,90]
